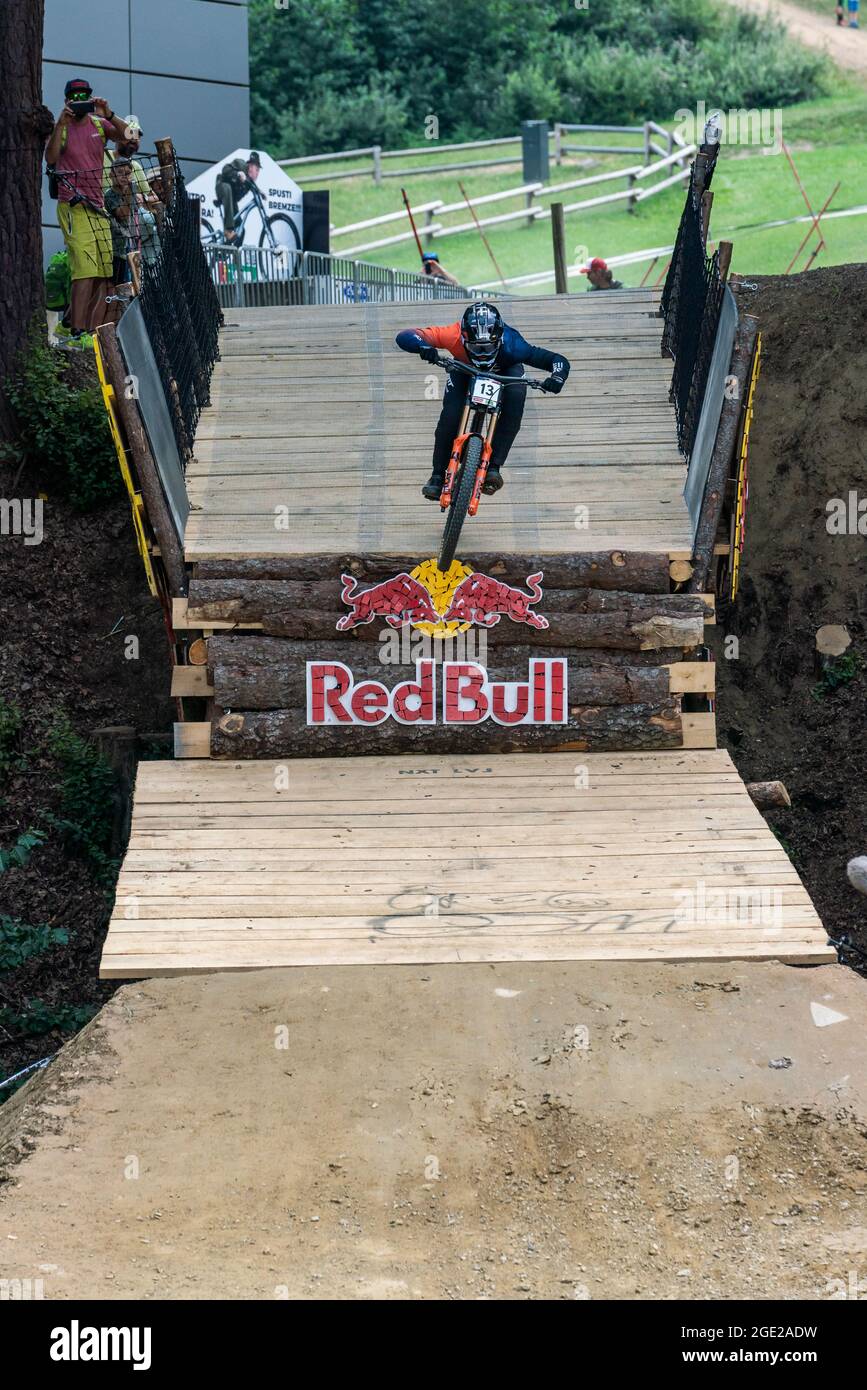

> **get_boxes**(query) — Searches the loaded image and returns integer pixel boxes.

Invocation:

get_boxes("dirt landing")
[1,960,866,1300]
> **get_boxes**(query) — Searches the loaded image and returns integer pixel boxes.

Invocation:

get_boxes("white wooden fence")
[332,142,696,258]
[279,120,688,185]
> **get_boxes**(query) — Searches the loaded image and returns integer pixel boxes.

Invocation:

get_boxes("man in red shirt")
[45,78,129,338]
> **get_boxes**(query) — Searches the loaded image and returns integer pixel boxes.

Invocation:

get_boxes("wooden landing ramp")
[101,750,832,977]
[184,290,694,561]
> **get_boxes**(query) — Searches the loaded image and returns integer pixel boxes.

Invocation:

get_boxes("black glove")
[541,374,565,394]
[419,344,440,365]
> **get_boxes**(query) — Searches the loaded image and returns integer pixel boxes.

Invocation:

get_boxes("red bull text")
[307,660,567,727]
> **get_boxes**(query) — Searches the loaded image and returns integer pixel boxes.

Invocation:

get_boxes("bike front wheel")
[438,434,482,573]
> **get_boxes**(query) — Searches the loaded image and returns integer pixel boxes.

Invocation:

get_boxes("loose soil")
[1,960,866,1300]
[0,351,173,1091]
[719,265,867,969]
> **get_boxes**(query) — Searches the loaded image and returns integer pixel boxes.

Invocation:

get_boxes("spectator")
[421,252,460,286]
[847,0,860,25]
[104,116,154,204]
[104,158,136,285]
[836,3,845,24]
[582,257,624,291]
[44,77,128,340]
[105,158,161,287]
[215,151,261,243]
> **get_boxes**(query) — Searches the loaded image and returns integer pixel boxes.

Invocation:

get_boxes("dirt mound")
[1,961,866,1300]
[0,401,173,1092]
[719,264,867,966]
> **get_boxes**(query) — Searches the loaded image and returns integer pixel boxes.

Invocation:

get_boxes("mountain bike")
[431,356,547,572]
[200,180,300,263]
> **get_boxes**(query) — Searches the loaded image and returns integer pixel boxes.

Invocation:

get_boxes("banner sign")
[307,660,567,728]
[186,148,303,266]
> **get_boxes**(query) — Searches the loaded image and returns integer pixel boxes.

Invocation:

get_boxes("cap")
[123,115,142,135]
[422,253,440,262]
[248,150,261,166]
[64,77,92,97]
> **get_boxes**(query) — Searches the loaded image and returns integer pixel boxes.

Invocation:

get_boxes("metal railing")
[205,246,480,308]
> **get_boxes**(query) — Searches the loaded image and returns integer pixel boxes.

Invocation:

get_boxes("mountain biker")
[215,151,261,242]
[395,301,570,499]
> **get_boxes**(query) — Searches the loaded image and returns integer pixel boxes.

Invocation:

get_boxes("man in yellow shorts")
[45,78,128,339]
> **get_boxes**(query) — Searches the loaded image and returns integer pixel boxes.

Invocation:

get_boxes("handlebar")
[431,355,548,391]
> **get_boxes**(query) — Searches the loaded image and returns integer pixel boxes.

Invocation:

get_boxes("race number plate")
[471,377,501,407]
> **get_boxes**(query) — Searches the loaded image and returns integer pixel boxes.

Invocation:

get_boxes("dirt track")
[2,960,866,1300]
[724,0,867,74]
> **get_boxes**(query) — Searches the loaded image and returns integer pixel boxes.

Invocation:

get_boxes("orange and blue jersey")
[395,321,570,381]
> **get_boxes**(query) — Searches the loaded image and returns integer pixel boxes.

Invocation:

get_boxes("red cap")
[589,257,608,272]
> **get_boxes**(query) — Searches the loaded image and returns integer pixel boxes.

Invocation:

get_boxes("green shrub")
[44,715,118,880]
[250,0,829,152]
[811,652,864,701]
[0,829,45,874]
[1,333,121,511]
[0,917,68,971]
[0,999,97,1038]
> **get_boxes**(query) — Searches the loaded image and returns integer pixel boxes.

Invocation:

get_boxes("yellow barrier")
[93,331,158,598]
[730,332,762,603]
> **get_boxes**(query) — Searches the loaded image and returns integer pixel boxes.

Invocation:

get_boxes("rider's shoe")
[482,466,504,495]
[422,472,444,500]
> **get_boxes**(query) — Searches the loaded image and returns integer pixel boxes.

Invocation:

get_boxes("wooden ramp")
[101,749,832,977]
[184,290,694,561]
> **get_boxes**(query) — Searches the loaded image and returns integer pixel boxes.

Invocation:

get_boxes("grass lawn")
[290,87,867,292]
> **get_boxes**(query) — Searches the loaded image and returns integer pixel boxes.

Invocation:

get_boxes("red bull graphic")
[307,659,567,727]
[336,559,548,635]
[336,573,441,630]
[442,571,548,630]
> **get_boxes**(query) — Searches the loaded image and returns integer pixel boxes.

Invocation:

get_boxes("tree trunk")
[192,550,671,593]
[208,634,688,672]
[257,607,704,651]
[212,659,670,712]
[746,781,791,812]
[211,701,683,759]
[187,578,706,625]
[0,0,52,441]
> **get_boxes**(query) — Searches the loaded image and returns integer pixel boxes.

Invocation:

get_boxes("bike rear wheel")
[438,434,482,572]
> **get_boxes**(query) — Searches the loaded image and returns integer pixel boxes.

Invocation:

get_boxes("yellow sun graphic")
[409,557,473,637]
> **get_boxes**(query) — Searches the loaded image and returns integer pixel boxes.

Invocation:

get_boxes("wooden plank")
[185,291,693,563]
[668,662,715,694]
[99,750,831,977]
[173,722,211,758]
[681,712,717,748]
[171,666,214,697]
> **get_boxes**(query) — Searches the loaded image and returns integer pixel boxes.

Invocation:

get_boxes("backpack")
[45,250,71,310]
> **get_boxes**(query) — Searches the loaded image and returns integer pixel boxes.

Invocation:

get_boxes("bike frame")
[437,358,544,514]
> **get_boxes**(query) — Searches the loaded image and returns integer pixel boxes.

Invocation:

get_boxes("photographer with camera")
[45,78,129,341]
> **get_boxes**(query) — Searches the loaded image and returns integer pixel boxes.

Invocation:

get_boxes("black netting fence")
[47,145,222,464]
[661,151,724,458]
[137,155,223,462]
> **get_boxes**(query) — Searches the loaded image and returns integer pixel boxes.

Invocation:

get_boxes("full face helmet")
[460,300,504,371]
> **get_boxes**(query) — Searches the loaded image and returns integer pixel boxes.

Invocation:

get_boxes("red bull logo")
[307,659,567,727]
[336,572,441,630]
[442,571,548,630]
[336,559,548,635]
